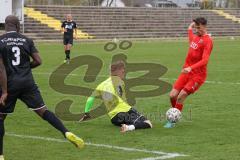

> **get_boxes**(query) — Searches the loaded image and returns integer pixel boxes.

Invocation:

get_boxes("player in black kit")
[0,15,84,160]
[61,14,77,64]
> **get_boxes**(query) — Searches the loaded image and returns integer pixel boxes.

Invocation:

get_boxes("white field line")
[136,153,184,160]
[34,72,240,85]
[6,133,187,160]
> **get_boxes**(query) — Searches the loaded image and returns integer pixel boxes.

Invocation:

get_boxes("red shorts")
[173,73,206,95]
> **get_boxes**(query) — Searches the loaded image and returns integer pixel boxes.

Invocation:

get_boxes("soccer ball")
[166,108,182,123]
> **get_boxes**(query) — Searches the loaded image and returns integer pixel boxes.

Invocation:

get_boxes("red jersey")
[184,29,213,77]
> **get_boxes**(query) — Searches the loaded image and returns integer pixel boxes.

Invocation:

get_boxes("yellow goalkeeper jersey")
[93,76,131,119]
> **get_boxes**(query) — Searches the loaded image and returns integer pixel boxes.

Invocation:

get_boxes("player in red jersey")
[164,17,213,128]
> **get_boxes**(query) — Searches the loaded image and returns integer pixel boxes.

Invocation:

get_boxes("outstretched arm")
[84,96,95,113]
[79,96,95,121]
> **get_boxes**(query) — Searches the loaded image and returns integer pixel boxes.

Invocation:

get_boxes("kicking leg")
[175,89,189,111]
[164,89,185,128]
[164,89,189,128]
[169,88,180,107]
[35,107,68,136]
[34,107,84,149]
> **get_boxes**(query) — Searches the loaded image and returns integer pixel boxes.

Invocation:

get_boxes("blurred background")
[24,0,240,9]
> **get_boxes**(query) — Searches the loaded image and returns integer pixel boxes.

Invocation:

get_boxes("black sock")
[0,120,5,155]
[134,121,151,129]
[65,50,70,60]
[65,50,68,60]
[42,110,68,136]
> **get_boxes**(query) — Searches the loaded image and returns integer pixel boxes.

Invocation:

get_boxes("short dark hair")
[5,15,20,32]
[193,17,207,26]
[111,60,125,73]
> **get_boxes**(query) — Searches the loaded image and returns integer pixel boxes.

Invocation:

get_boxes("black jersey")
[61,21,77,37]
[0,31,37,87]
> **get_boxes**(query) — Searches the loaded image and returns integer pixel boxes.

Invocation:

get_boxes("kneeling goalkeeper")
[80,61,152,132]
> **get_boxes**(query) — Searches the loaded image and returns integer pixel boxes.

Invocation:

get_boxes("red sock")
[170,98,176,107]
[174,103,183,111]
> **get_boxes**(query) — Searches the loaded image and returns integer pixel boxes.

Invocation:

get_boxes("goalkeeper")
[80,61,152,133]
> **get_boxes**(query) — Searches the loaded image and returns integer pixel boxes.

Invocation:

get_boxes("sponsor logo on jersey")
[190,42,198,49]
[65,23,74,29]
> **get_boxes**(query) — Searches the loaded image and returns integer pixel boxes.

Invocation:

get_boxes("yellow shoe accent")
[64,59,70,64]
[65,132,84,149]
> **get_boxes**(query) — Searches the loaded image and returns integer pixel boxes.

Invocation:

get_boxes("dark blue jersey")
[0,31,37,87]
[61,21,77,37]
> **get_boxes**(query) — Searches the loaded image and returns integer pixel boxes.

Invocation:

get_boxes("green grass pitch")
[3,38,240,160]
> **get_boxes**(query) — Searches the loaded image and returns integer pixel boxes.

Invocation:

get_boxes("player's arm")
[61,22,65,33]
[29,39,42,68]
[79,96,95,121]
[0,58,7,105]
[30,52,42,68]
[182,39,213,73]
[74,22,77,39]
[74,28,77,39]
[85,96,95,113]
[188,22,195,43]
[61,27,65,33]
[80,87,101,121]
[190,39,213,70]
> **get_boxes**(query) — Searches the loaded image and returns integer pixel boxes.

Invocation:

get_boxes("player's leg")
[20,84,84,148]
[176,79,204,111]
[128,119,152,131]
[63,35,68,62]
[164,90,188,129]
[65,43,72,63]
[164,74,188,128]
[0,114,7,160]
[170,73,188,107]
[175,89,189,111]
[0,90,18,158]
[169,89,180,107]
[120,108,152,133]
[34,107,69,136]
[64,45,67,62]
[111,112,128,127]
[165,79,204,128]
[34,107,84,149]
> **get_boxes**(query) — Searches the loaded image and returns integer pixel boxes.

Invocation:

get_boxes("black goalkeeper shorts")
[63,35,73,45]
[111,108,147,127]
[0,83,45,114]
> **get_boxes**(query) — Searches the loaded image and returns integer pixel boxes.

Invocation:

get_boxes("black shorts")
[63,35,73,45]
[111,108,147,127]
[0,83,45,114]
